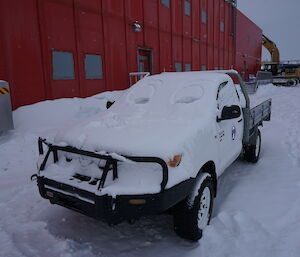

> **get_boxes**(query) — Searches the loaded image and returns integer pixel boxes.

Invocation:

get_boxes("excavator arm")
[262,35,280,75]
[262,35,280,63]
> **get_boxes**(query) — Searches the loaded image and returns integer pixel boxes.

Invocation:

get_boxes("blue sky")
[238,0,300,61]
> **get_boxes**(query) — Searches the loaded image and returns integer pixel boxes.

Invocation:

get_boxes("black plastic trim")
[37,176,195,224]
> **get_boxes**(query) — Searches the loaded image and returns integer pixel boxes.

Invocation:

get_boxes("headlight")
[167,154,182,167]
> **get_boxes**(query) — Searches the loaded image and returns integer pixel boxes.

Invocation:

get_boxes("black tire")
[292,79,297,87]
[244,129,261,163]
[287,80,295,87]
[173,174,214,241]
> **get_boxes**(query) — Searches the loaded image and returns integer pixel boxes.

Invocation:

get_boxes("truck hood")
[54,107,215,160]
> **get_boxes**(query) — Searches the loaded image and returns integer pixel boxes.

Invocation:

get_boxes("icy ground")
[1,84,300,257]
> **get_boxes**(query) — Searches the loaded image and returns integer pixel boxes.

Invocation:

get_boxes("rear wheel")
[173,174,214,241]
[293,79,298,86]
[287,79,296,87]
[244,129,261,163]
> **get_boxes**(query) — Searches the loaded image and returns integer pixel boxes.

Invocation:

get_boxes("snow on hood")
[54,72,231,159]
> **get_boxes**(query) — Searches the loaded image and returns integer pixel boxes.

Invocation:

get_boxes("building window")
[175,62,182,72]
[84,54,103,79]
[201,65,206,71]
[184,0,191,16]
[201,9,207,24]
[220,21,225,32]
[230,5,236,36]
[161,0,170,8]
[52,51,75,80]
[185,63,191,71]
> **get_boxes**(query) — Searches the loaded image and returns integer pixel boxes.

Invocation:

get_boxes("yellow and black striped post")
[0,87,9,95]
[0,80,14,131]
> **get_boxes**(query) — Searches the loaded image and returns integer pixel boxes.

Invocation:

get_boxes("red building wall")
[0,0,262,109]
[235,10,262,80]
[0,0,46,107]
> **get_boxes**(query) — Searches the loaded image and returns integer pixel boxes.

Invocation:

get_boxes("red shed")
[0,0,262,109]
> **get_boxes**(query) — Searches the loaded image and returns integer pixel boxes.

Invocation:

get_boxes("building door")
[138,48,152,74]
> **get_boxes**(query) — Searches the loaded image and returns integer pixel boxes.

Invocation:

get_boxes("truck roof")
[151,71,232,84]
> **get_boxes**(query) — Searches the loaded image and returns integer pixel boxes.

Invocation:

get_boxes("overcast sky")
[237,0,300,62]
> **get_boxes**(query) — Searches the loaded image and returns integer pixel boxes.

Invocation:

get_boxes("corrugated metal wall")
[0,0,262,109]
[235,10,262,80]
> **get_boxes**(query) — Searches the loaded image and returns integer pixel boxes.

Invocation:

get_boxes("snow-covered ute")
[47,72,231,193]
[34,70,272,241]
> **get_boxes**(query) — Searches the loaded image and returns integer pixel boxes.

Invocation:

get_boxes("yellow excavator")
[262,35,300,86]
[262,35,280,75]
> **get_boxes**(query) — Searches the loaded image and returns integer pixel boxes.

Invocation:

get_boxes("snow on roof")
[55,72,232,159]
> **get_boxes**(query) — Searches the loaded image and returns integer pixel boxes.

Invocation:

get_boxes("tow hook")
[31,174,38,182]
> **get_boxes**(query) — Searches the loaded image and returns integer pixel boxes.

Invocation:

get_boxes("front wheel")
[173,174,214,241]
[244,129,261,163]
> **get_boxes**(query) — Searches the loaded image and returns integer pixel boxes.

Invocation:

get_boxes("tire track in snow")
[285,128,300,166]
[272,86,300,167]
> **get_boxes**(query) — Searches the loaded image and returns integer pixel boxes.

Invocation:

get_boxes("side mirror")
[217,105,241,122]
[106,100,115,109]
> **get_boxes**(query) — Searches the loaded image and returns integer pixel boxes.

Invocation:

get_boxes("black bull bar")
[37,137,169,192]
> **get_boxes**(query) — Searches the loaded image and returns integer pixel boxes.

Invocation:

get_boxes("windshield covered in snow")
[126,78,205,106]
[107,73,228,122]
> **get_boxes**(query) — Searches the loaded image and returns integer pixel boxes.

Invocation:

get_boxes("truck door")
[216,80,243,172]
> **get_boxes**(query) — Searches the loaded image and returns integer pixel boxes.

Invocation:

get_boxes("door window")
[138,62,145,72]
[217,81,240,110]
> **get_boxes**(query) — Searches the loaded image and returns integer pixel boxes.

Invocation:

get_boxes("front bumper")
[37,176,195,224]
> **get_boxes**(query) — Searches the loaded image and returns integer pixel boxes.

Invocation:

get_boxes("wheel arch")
[198,161,217,197]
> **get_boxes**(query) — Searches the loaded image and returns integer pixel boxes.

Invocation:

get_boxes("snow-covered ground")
[1,84,300,257]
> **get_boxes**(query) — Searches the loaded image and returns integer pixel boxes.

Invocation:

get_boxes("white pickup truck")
[33,70,271,241]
